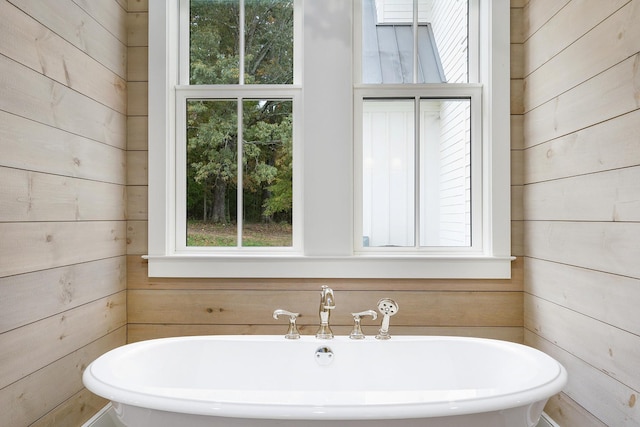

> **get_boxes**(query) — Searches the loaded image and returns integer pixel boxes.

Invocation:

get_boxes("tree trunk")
[211,182,227,223]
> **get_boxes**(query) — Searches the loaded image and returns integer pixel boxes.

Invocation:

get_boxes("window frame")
[354,85,483,254]
[174,86,302,253]
[146,0,513,278]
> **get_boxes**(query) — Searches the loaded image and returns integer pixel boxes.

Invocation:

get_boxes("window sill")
[143,254,515,279]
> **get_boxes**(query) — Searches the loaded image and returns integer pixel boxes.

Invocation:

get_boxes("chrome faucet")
[316,285,335,339]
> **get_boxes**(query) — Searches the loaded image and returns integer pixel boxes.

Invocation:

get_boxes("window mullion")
[414,96,420,249]
[237,0,245,247]
[237,98,244,248]
[412,0,418,84]
[239,0,245,85]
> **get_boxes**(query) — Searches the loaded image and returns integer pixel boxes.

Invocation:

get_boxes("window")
[355,0,481,253]
[147,0,512,278]
[179,0,298,250]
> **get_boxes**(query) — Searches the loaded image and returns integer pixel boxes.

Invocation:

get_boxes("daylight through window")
[182,0,295,249]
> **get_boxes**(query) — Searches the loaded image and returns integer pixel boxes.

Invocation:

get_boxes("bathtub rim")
[83,335,568,421]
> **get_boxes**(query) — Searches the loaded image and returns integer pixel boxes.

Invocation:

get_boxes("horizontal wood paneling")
[522,0,570,41]
[1,328,124,426]
[524,108,640,184]
[127,81,148,116]
[129,289,522,327]
[0,292,126,390]
[525,220,640,279]
[0,221,127,278]
[0,54,126,149]
[127,46,148,81]
[525,330,639,426]
[525,53,640,148]
[525,295,640,392]
[0,1,127,424]
[127,11,148,47]
[524,0,640,112]
[29,388,108,427]
[126,220,148,255]
[0,256,126,334]
[0,0,126,114]
[73,0,128,45]
[0,111,126,185]
[127,150,148,185]
[8,0,127,78]
[524,166,640,222]
[523,0,640,424]
[523,0,627,75]
[127,185,148,220]
[525,258,640,337]
[544,394,608,427]
[127,116,148,150]
[0,167,126,222]
[128,0,147,13]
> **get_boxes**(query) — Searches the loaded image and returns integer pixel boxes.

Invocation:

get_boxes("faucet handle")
[273,309,301,339]
[349,310,378,340]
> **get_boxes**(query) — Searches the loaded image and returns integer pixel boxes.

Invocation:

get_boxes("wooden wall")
[522,0,640,425]
[0,0,528,425]
[0,0,128,425]
[126,1,525,343]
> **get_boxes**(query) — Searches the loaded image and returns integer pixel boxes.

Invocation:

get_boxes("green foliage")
[186,0,294,226]
[262,118,292,217]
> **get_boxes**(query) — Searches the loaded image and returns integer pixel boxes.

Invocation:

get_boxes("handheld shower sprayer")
[375,298,399,340]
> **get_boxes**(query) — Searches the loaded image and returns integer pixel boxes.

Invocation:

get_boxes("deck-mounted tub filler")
[83,287,567,427]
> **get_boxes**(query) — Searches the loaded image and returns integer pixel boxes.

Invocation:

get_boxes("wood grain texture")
[0,0,127,113]
[128,289,522,327]
[522,0,627,75]
[8,0,127,77]
[0,221,127,278]
[526,330,639,426]
[0,256,126,334]
[0,328,124,427]
[0,293,126,390]
[523,0,640,424]
[0,167,126,222]
[0,54,126,149]
[524,53,640,148]
[0,2,128,424]
[524,0,640,112]
[0,111,126,184]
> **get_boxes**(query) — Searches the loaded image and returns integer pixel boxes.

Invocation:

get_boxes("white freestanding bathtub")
[83,335,567,427]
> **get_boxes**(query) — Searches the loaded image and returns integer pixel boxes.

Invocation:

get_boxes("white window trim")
[146,0,513,278]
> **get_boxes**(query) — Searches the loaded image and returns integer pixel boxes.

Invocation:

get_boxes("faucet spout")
[316,285,335,339]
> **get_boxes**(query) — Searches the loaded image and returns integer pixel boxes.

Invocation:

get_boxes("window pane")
[242,99,293,246]
[244,0,294,84]
[426,0,468,83]
[361,0,467,83]
[189,0,294,85]
[186,99,238,246]
[362,100,415,247]
[420,98,471,247]
[190,0,240,85]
